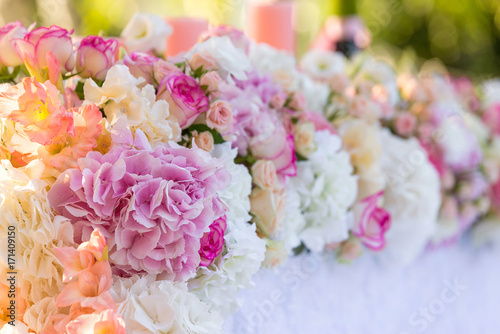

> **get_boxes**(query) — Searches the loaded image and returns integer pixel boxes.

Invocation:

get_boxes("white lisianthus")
[111,276,223,334]
[300,49,345,80]
[377,130,441,266]
[186,36,252,82]
[287,131,358,252]
[84,65,181,145]
[121,13,172,54]
[188,143,265,318]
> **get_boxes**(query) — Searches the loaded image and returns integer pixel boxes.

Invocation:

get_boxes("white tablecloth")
[224,243,500,334]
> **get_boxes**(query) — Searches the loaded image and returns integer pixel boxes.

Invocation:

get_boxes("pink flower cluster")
[48,129,229,281]
[221,71,297,179]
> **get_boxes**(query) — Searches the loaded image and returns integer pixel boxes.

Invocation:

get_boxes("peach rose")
[262,240,288,268]
[192,130,214,152]
[250,187,285,238]
[199,71,222,98]
[251,159,278,189]
[190,52,217,71]
[206,100,233,133]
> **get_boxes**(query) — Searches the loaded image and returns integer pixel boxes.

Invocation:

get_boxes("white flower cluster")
[189,143,266,318]
[285,131,358,252]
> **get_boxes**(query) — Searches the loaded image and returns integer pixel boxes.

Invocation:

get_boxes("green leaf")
[75,81,85,100]
[185,124,225,144]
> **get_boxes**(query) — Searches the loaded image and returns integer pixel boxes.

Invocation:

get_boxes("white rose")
[121,13,172,54]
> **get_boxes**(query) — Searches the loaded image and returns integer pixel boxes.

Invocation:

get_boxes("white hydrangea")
[287,131,358,252]
[111,275,223,334]
[84,64,181,146]
[377,130,441,266]
[186,36,252,82]
[0,159,74,308]
[188,143,265,318]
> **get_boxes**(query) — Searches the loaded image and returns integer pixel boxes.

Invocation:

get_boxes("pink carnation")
[199,215,227,267]
[48,129,229,281]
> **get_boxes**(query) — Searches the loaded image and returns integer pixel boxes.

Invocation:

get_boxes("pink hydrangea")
[48,128,229,281]
[198,215,227,267]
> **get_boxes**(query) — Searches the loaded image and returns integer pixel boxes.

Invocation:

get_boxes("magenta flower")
[352,191,391,251]
[48,129,229,281]
[157,72,210,129]
[198,215,227,267]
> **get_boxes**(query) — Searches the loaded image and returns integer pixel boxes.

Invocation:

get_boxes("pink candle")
[165,17,208,57]
[246,2,295,53]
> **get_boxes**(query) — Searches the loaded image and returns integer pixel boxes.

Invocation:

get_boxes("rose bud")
[206,100,233,133]
[0,21,27,67]
[192,130,214,152]
[76,36,118,80]
[14,25,75,73]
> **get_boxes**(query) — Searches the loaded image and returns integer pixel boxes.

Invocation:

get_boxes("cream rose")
[251,159,278,189]
[294,121,317,158]
[250,187,285,238]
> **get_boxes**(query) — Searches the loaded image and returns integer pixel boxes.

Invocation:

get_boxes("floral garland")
[0,13,499,334]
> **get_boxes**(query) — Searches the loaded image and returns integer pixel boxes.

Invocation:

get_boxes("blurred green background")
[0,0,499,77]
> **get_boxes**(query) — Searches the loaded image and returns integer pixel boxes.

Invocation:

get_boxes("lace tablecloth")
[224,243,500,334]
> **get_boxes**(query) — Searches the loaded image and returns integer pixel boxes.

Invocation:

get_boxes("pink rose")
[14,25,74,73]
[270,92,286,109]
[206,100,233,133]
[0,21,26,66]
[288,91,306,111]
[394,112,417,137]
[482,103,500,136]
[200,71,222,98]
[157,72,210,129]
[190,52,217,71]
[121,51,158,85]
[351,191,391,251]
[250,129,297,179]
[76,36,117,81]
[153,59,180,85]
[198,215,227,267]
